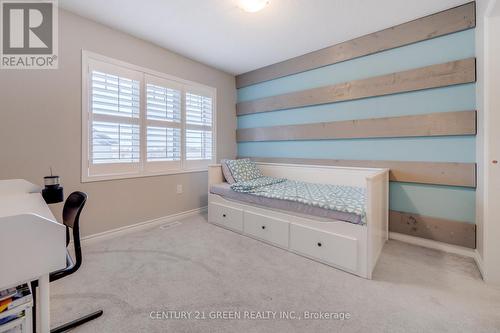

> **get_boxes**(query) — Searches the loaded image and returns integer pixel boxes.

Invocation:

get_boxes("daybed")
[208,162,389,279]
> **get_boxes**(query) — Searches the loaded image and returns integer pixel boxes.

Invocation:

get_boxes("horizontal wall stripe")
[389,182,475,223]
[236,111,476,142]
[389,210,475,248]
[238,30,475,102]
[236,58,476,115]
[243,157,476,188]
[236,2,475,88]
[238,136,476,163]
[238,84,476,129]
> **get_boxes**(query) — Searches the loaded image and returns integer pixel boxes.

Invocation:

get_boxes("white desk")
[0,179,66,333]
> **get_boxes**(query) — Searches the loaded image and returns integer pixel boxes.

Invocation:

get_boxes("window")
[82,52,216,182]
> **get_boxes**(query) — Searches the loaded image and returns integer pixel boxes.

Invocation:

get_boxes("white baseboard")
[80,206,207,245]
[389,232,475,258]
[474,249,485,279]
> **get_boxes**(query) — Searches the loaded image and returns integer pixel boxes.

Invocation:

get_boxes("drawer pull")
[222,214,226,218]
[317,242,322,247]
[261,225,266,230]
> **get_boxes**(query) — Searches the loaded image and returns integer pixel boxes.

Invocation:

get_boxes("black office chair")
[31,191,103,333]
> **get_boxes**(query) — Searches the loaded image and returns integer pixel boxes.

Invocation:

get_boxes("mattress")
[210,182,363,224]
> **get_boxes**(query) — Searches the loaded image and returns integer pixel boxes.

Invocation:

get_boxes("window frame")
[81,50,217,183]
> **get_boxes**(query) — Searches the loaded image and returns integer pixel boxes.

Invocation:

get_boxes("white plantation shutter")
[185,93,212,126]
[92,121,140,163]
[186,129,212,160]
[146,83,181,122]
[185,92,214,169]
[146,126,181,161]
[87,61,143,178]
[91,71,140,118]
[82,54,216,181]
[145,77,182,171]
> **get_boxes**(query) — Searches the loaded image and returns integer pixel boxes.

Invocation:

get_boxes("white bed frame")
[208,162,389,279]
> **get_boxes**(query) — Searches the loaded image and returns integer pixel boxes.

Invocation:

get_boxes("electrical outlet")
[176,184,183,194]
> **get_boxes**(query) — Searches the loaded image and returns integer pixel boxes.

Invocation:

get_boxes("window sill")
[81,168,209,183]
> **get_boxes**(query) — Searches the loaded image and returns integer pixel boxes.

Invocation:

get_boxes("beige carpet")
[50,214,500,333]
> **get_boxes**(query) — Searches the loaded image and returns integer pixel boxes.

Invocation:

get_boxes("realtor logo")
[1,0,58,69]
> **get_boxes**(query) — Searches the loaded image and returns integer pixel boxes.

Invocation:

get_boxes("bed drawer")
[243,211,289,248]
[208,202,243,232]
[289,224,358,271]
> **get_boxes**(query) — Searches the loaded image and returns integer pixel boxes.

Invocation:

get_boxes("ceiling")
[59,0,471,75]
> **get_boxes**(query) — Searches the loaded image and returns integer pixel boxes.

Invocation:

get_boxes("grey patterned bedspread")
[230,176,286,192]
[230,177,367,225]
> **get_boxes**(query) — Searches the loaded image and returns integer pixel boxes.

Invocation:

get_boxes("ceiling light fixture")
[238,0,269,13]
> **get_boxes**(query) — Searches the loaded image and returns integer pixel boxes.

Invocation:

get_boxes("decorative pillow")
[225,158,264,183]
[220,159,236,184]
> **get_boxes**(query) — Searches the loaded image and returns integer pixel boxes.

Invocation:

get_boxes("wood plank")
[389,210,476,248]
[236,2,476,88]
[237,110,476,142]
[237,58,476,115]
[242,157,476,188]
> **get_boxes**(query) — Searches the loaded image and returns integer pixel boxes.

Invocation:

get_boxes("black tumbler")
[42,175,64,204]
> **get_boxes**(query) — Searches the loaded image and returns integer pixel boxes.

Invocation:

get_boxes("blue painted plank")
[390,182,475,223]
[238,84,476,128]
[237,136,475,163]
[238,29,475,102]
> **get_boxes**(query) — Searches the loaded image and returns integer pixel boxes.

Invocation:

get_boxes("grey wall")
[0,9,237,236]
